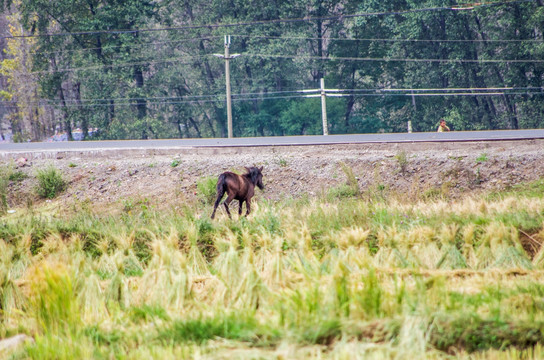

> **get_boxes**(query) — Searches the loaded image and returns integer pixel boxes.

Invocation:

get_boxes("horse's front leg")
[238,200,244,216]
[245,197,252,216]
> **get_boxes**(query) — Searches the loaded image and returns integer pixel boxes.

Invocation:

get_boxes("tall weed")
[328,162,359,199]
[35,166,67,199]
[196,175,217,205]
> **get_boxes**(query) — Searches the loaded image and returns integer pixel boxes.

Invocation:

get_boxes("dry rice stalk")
[437,224,459,246]
[491,245,533,270]
[412,243,442,270]
[337,227,371,250]
[477,246,496,272]
[436,244,467,270]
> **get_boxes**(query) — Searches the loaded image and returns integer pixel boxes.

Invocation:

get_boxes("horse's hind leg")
[211,190,225,219]
[223,195,234,219]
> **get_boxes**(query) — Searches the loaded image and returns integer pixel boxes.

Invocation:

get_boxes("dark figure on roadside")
[211,166,264,219]
[437,119,450,132]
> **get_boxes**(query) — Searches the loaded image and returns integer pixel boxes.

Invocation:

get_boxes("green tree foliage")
[0,0,543,141]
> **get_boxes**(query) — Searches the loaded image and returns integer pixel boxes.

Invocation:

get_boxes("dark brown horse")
[211,166,264,219]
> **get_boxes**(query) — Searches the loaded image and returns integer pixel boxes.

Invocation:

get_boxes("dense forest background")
[0,0,543,141]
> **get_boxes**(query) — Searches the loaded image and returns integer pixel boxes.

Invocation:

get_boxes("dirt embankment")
[3,139,544,209]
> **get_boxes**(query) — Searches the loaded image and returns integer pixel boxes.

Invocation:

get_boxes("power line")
[234,34,544,43]
[50,89,304,104]
[351,86,544,92]
[1,0,534,40]
[250,53,544,63]
[17,33,542,61]
[2,86,542,105]
[28,33,544,58]
[3,90,543,111]
[20,52,544,75]
[30,35,544,60]
[3,87,542,108]
[28,57,201,74]
[30,36,222,57]
[235,91,544,101]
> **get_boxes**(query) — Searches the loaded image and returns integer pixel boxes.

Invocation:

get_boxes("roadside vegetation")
[1,177,544,359]
[34,166,67,199]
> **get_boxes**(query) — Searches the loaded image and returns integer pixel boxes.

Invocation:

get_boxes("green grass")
[0,171,8,214]
[196,175,218,205]
[476,152,489,163]
[35,166,67,199]
[8,170,28,182]
[395,150,408,173]
[328,183,359,199]
[488,178,544,200]
[2,180,544,358]
[130,304,170,322]
[157,313,268,344]
[0,164,28,213]
[428,315,544,353]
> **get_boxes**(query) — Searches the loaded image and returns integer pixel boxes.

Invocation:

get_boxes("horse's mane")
[244,167,260,184]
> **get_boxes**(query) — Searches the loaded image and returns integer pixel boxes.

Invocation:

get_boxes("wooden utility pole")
[409,90,416,133]
[213,36,240,138]
[320,78,328,135]
[224,36,233,138]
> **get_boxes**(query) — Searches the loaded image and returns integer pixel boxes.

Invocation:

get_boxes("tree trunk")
[58,83,72,141]
[75,82,88,139]
[134,64,148,139]
[188,116,202,138]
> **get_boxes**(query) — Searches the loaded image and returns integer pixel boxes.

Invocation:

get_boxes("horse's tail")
[211,174,228,219]
[214,173,227,206]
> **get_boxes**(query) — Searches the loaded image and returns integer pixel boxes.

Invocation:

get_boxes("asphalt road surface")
[1,129,544,153]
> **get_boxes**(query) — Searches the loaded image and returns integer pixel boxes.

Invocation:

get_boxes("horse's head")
[246,166,264,190]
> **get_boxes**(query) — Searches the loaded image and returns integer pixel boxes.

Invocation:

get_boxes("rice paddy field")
[2,177,544,359]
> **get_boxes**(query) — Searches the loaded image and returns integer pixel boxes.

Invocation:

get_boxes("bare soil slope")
[3,139,544,209]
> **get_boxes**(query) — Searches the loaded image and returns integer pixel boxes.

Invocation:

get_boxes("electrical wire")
[2,86,541,106]
[234,34,544,43]
[13,32,541,62]
[1,0,535,40]
[22,33,543,62]
[29,36,222,57]
[20,51,544,75]
[28,57,202,74]
[2,88,542,109]
[250,53,544,63]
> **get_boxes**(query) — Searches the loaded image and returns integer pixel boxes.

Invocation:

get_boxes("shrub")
[8,170,28,182]
[196,176,218,205]
[0,164,31,213]
[395,150,408,174]
[328,184,359,199]
[422,187,443,201]
[35,166,67,199]
[328,162,359,199]
[0,172,7,214]
[476,152,488,163]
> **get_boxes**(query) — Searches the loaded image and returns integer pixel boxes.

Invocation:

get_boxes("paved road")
[1,129,544,153]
